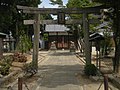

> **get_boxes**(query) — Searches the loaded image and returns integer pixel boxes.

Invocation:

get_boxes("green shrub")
[16,32,32,54]
[84,64,97,76]
[0,63,10,75]
[0,56,12,76]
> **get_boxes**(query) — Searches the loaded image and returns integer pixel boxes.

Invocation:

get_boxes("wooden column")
[18,77,23,90]
[83,13,91,64]
[32,14,40,70]
[57,32,58,49]
[104,74,108,90]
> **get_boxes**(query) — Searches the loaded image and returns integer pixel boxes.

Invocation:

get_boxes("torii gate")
[17,5,107,70]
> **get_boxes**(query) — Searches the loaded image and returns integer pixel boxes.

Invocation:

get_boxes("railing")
[97,74,109,90]
[18,77,29,90]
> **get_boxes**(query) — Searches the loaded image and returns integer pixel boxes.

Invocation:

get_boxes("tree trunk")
[114,40,120,73]
[0,38,3,57]
[113,3,120,73]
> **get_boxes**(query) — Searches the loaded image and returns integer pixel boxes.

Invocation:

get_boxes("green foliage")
[66,0,100,40]
[49,0,63,6]
[84,64,97,76]
[0,64,10,76]
[67,0,99,8]
[1,56,13,65]
[101,31,113,56]
[41,14,53,20]
[0,56,13,76]
[93,0,114,5]
[16,31,32,53]
[89,24,98,33]
[67,0,100,19]
[0,0,42,36]
[93,0,120,73]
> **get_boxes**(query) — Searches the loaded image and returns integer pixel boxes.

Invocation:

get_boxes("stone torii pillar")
[32,14,40,70]
[83,13,91,64]
[23,14,40,70]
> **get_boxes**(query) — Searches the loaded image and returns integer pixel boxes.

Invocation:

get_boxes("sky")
[38,0,68,8]
[38,0,68,19]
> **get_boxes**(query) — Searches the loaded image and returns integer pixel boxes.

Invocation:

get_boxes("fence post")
[103,74,108,90]
[18,77,23,90]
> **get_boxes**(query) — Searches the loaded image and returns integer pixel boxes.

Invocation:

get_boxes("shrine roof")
[0,32,7,38]
[89,32,104,41]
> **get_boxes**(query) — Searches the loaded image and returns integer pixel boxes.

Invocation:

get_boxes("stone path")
[1,50,119,90]
[36,50,84,90]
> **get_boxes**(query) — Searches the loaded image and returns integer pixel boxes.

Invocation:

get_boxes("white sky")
[38,0,68,8]
[38,0,68,19]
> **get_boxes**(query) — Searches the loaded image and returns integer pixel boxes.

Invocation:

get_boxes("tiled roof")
[0,32,7,36]
[96,22,109,29]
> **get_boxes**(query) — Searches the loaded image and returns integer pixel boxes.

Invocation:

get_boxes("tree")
[49,0,63,7]
[66,0,99,40]
[93,0,120,73]
[0,0,42,52]
[112,1,120,73]
[67,0,94,8]
[0,0,42,35]
[0,0,14,33]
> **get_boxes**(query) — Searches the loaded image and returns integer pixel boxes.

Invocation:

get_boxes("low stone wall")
[108,75,120,89]
[0,71,19,86]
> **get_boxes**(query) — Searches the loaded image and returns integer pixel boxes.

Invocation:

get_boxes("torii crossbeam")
[17,5,107,14]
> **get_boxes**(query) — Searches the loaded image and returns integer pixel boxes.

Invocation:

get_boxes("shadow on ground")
[37,64,99,88]
[49,51,75,56]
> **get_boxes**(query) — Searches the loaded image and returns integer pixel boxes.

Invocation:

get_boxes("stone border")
[108,74,120,89]
[0,71,19,86]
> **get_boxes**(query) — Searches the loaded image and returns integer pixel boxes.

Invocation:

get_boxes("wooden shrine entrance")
[46,32,75,49]
[17,5,108,70]
[48,33,70,49]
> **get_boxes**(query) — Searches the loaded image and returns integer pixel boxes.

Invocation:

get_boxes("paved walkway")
[3,50,118,90]
[36,50,84,90]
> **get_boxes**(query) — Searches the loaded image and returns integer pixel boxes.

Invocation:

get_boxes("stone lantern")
[0,32,6,57]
